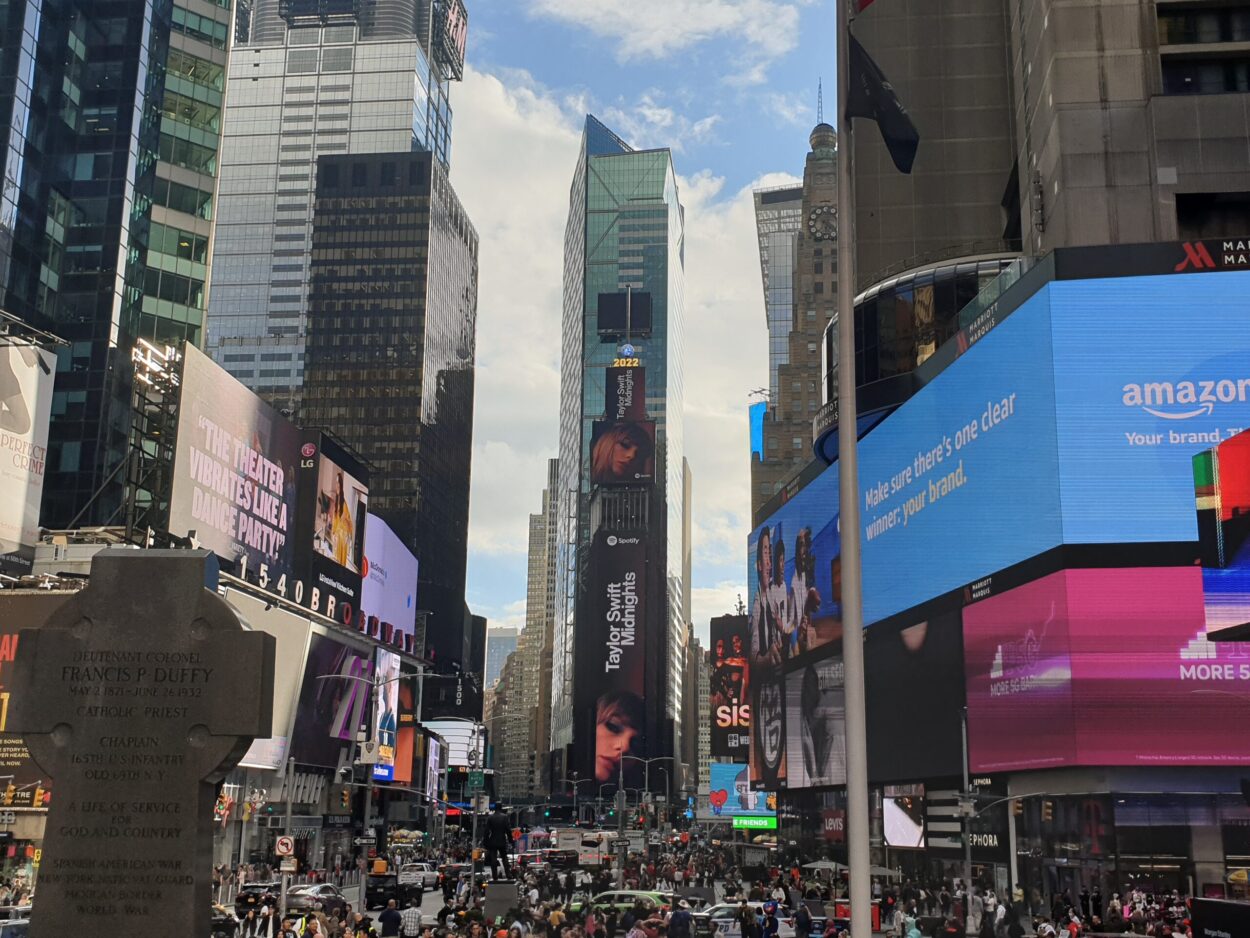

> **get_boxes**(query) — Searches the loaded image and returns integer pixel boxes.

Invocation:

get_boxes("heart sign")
[709,789,729,815]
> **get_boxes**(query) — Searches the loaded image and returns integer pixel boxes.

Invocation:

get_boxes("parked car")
[233,882,278,920]
[285,883,348,918]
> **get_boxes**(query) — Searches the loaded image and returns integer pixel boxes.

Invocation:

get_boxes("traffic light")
[33,786,45,808]
[1041,799,1054,822]
[1012,799,1023,817]
[3,784,14,807]
[544,809,551,818]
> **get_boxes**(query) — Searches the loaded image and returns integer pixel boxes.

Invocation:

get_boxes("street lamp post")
[622,755,674,835]
[561,776,593,824]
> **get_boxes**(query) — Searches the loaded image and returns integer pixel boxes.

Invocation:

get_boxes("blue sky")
[452,0,835,643]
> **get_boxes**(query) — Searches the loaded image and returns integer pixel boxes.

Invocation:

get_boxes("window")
[287,49,318,74]
[321,47,353,72]
[171,8,228,49]
[1163,55,1250,94]
[792,437,804,450]
[814,281,824,294]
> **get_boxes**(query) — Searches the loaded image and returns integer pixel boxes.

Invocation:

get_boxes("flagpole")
[835,0,872,936]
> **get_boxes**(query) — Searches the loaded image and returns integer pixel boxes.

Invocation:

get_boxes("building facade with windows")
[750,127,836,515]
[205,0,463,413]
[551,115,687,792]
[0,0,233,527]
[299,150,478,671]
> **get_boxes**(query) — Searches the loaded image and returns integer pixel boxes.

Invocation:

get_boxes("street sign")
[732,816,778,830]
[280,857,298,873]
[354,836,377,847]
[0,811,15,825]
[275,835,295,857]
[468,770,485,791]
[358,740,380,765]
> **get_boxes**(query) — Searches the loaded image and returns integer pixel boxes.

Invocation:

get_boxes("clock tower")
[751,122,839,515]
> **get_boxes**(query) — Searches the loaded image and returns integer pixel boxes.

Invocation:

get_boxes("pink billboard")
[964,567,1250,772]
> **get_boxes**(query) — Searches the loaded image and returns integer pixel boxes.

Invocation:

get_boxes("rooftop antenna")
[817,78,824,124]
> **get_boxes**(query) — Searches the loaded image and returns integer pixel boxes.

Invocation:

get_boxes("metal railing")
[215,868,362,907]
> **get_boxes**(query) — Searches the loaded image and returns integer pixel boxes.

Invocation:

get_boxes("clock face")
[807,205,837,241]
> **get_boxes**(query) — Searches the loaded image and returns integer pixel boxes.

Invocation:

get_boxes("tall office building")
[809,0,1250,466]
[551,115,686,791]
[205,0,466,412]
[300,150,478,671]
[527,458,559,795]
[0,0,232,526]
[484,627,518,688]
[751,127,836,514]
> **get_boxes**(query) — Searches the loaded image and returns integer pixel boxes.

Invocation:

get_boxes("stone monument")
[8,549,275,936]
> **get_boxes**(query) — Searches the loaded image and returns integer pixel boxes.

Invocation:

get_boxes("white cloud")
[528,0,804,77]
[692,582,748,643]
[765,91,813,127]
[453,67,580,559]
[454,64,798,635]
[601,93,723,153]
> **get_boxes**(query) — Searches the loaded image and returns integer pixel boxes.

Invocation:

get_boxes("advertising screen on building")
[362,513,419,646]
[0,593,69,806]
[297,432,367,624]
[883,784,926,849]
[426,735,442,805]
[605,365,646,421]
[704,762,774,819]
[865,610,965,782]
[749,667,786,790]
[964,566,1250,771]
[289,633,374,769]
[590,420,655,485]
[372,649,400,781]
[0,342,55,576]
[785,657,845,789]
[1194,429,1250,635]
[170,345,303,581]
[598,291,652,336]
[710,615,750,759]
[748,271,1250,631]
[587,531,647,785]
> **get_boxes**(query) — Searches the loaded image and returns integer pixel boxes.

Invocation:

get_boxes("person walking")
[400,897,423,938]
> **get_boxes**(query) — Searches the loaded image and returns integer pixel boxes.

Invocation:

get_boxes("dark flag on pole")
[846,32,919,174]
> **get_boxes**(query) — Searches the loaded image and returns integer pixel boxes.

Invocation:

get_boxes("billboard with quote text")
[748,271,1250,634]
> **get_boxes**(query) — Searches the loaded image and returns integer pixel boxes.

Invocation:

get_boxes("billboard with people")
[586,530,648,785]
[0,341,55,576]
[590,420,655,485]
[709,615,750,760]
[288,633,374,769]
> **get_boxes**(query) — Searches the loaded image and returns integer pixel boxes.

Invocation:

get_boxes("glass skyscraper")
[551,115,687,788]
[205,0,461,412]
[0,0,232,526]
[300,149,478,670]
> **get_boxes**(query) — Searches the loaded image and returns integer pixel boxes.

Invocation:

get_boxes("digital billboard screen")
[748,271,1250,630]
[1194,429,1250,634]
[749,667,786,790]
[372,649,400,781]
[865,610,965,782]
[590,420,655,486]
[883,784,925,849]
[362,513,419,647]
[587,531,647,785]
[288,633,373,769]
[606,365,646,421]
[784,657,845,789]
[964,566,1250,772]
[705,762,774,819]
[170,345,302,581]
[0,342,55,576]
[297,432,367,624]
[709,615,750,760]
[598,291,652,336]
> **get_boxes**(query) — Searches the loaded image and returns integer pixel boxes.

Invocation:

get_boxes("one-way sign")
[354,836,377,847]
